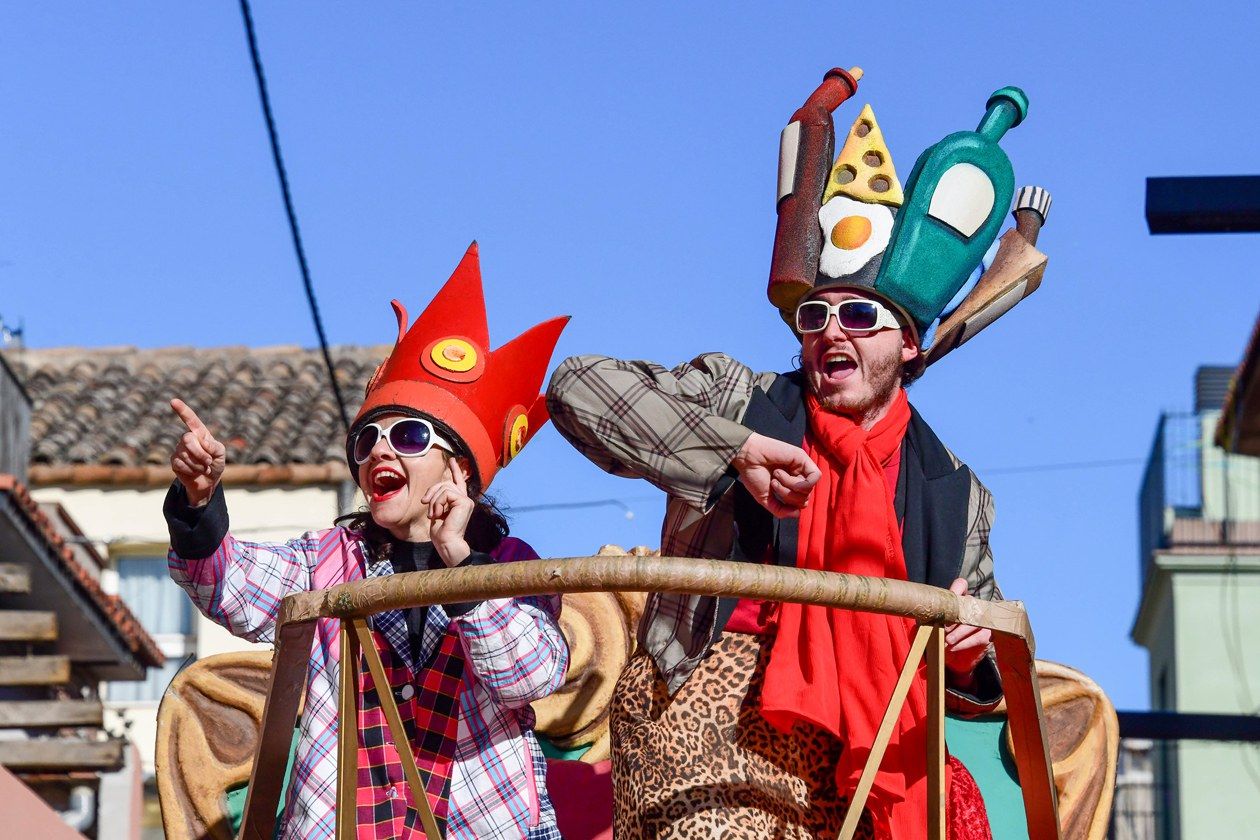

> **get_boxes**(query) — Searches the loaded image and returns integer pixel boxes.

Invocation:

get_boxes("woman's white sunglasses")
[794,298,902,334]
[350,418,454,465]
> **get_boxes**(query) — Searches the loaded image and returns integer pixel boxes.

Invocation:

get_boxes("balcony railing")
[1139,411,1260,586]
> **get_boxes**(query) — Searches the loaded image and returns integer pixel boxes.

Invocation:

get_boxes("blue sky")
[2,3,1258,710]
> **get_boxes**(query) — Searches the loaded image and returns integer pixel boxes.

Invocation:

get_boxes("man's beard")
[813,347,903,425]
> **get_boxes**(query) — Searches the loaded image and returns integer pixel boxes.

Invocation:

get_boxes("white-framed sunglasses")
[350,417,454,465]
[794,297,902,334]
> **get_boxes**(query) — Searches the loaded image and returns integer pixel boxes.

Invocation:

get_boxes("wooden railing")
[237,556,1061,840]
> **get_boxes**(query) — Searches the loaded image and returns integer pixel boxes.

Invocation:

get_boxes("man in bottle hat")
[546,71,1049,839]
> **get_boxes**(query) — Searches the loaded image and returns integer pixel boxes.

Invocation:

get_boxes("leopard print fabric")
[611,632,875,839]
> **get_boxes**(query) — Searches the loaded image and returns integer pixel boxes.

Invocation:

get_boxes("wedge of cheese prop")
[823,104,904,207]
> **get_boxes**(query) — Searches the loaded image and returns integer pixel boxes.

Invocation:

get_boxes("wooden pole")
[926,626,946,840]
[284,556,1032,640]
[239,618,315,840]
[336,621,360,840]
[351,620,443,840]
[838,624,932,840]
[994,633,1061,840]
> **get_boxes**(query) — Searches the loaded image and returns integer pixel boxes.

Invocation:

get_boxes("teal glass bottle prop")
[872,87,1028,336]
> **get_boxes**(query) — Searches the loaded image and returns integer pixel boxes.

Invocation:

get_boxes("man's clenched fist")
[732,432,821,518]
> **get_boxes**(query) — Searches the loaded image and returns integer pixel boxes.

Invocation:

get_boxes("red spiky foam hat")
[353,242,570,489]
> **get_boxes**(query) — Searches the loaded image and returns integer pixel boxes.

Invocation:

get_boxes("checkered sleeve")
[444,540,568,710]
[948,468,1004,714]
[960,470,1000,602]
[165,486,318,645]
[545,352,767,511]
[448,596,568,710]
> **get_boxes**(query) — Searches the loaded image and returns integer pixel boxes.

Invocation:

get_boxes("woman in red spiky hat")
[163,244,570,840]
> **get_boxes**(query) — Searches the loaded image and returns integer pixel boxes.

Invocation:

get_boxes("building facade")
[0,353,161,838]
[3,344,382,784]
[1132,366,1260,839]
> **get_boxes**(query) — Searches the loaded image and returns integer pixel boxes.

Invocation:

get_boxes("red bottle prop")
[767,67,861,312]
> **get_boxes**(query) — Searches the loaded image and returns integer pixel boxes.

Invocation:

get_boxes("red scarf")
[760,388,935,838]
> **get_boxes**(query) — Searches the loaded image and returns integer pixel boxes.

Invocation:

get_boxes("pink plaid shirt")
[168,527,567,839]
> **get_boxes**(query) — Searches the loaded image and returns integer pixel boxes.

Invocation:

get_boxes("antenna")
[0,315,24,349]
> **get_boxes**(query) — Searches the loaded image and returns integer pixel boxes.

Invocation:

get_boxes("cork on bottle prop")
[768,66,862,312]
[924,185,1053,367]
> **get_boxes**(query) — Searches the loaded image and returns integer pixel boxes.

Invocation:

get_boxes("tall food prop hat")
[769,68,1052,365]
[353,243,570,488]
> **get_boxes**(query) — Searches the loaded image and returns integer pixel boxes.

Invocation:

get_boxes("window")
[116,555,194,635]
[107,555,196,703]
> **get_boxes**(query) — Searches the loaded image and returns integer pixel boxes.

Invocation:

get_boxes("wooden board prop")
[998,661,1118,840]
[155,651,284,840]
[925,185,1052,367]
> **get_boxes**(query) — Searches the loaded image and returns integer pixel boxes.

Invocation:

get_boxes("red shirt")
[724,445,903,634]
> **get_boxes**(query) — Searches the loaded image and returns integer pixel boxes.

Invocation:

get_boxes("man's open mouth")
[370,466,407,502]
[821,353,857,381]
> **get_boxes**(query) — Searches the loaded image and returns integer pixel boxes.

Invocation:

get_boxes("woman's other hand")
[169,398,227,507]
[424,458,474,566]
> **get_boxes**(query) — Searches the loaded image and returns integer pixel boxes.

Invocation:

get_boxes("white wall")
[31,484,344,547]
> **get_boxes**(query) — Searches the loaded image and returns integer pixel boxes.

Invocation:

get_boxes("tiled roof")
[0,474,163,668]
[4,345,388,484]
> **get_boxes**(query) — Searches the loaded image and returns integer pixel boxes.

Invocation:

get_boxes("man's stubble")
[811,344,903,427]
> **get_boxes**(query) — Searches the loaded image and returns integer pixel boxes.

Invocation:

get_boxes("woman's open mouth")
[369,466,407,503]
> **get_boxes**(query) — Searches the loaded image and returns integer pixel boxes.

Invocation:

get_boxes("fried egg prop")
[817,195,894,279]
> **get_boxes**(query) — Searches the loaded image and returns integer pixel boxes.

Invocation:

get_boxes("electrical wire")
[979,456,1146,475]
[237,0,351,435]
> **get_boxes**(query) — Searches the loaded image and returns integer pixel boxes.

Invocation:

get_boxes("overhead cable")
[238,0,351,434]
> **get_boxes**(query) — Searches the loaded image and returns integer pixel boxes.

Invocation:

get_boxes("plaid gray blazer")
[546,352,1002,711]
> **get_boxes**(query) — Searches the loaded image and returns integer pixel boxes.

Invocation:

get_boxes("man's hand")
[731,432,821,518]
[169,399,227,508]
[943,578,993,685]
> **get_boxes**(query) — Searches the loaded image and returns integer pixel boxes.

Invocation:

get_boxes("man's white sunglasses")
[794,298,902,334]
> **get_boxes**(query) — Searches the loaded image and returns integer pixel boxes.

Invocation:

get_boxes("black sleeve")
[441,550,496,617]
[706,465,740,509]
[947,654,1003,710]
[163,481,230,560]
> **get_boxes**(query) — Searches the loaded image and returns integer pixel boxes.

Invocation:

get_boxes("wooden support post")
[0,564,31,593]
[993,633,1061,840]
[926,626,946,840]
[336,621,360,840]
[839,624,933,840]
[0,656,70,686]
[352,620,443,840]
[0,700,103,728]
[0,611,58,642]
[239,618,316,840]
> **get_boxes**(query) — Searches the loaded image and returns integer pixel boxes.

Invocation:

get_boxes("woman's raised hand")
[424,458,474,567]
[169,398,227,507]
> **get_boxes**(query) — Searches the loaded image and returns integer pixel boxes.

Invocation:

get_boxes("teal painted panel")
[538,734,591,762]
[947,715,1028,840]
